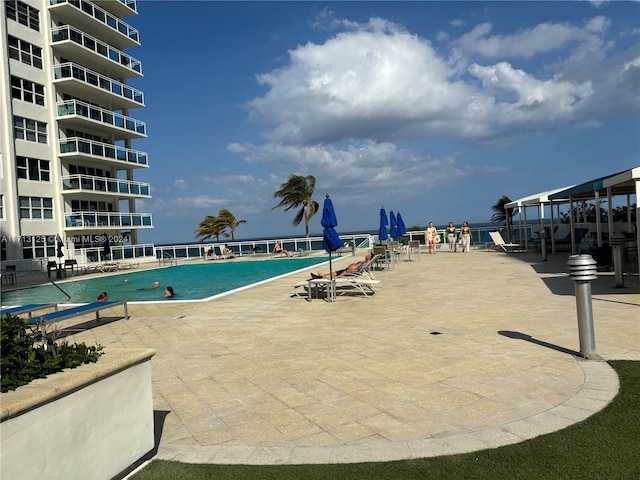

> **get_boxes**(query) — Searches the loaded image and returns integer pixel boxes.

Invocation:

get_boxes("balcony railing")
[65,211,153,229]
[49,0,139,45]
[51,25,142,76]
[57,99,146,138]
[93,0,137,18]
[117,0,137,12]
[59,137,148,167]
[54,62,144,107]
[62,174,151,197]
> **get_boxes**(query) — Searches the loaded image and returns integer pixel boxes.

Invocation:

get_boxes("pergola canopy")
[502,167,639,273]
[505,186,574,210]
[548,168,638,201]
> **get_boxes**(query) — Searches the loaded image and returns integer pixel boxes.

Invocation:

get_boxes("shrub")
[1,314,103,393]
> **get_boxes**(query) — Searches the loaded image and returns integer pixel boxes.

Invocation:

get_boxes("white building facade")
[0,0,151,264]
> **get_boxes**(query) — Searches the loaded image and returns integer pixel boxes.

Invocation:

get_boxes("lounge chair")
[293,254,382,299]
[333,276,381,297]
[216,246,235,260]
[28,300,129,325]
[489,232,525,253]
[116,261,139,270]
[553,228,589,250]
[0,303,58,318]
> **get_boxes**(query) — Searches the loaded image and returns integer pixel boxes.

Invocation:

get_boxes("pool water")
[1,257,329,305]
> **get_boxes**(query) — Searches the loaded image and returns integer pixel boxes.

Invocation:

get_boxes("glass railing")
[62,174,150,196]
[117,0,137,13]
[51,25,142,75]
[54,62,144,105]
[65,211,153,228]
[59,137,148,166]
[49,0,139,43]
[57,100,146,136]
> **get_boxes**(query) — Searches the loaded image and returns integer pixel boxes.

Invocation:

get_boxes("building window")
[17,156,50,182]
[65,128,108,143]
[0,195,4,220]
[7,35,43,69]
[10,76,45,106]
[21,235,56,259]
[14,116,47,144]
[71,199,113,212]
[6,0,40,32]
[19,196,53,220]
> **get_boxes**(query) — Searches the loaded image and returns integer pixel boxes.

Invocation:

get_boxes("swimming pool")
[1,257,330,305]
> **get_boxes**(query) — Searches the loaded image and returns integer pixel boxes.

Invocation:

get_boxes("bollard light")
[610,233,626,288]
[566,255,598,359]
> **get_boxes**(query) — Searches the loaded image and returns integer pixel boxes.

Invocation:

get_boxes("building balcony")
[59,137,149,168]
[62,174,151,198]
[54,62,144,110]
[49,0,139,49]
[65,211,153,230]
[51,25,142,79]
[93,0,137,18]
[57,100,146,139]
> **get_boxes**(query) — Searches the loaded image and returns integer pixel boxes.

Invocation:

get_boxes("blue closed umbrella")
[397,212,407,236]
[102,234,111,260]
[56,234,65,269]
[322,195,341,291]
[390,211,399,239]
[56,234,64,259]
[379,206,389,242]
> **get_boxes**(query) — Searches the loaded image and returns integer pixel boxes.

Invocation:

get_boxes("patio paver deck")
[61,248,639,465]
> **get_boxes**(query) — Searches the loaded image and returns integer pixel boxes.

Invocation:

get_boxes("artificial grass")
[130,360,639,480]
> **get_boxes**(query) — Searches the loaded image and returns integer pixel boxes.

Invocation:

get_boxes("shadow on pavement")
[498,330,581,357]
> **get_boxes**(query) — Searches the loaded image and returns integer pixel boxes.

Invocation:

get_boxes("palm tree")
[491,195,517,243]
[491,195,516,224]
[194,215,224,243]
[216,209,246,241]
[272,174,319,240]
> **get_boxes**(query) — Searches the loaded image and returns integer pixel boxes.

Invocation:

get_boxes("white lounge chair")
[489,232,525,253]
[293,254,382,299]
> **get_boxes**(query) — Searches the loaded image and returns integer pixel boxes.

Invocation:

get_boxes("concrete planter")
[1,348,156,480]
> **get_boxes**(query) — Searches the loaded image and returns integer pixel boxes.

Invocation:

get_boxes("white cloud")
[248,17,475,145]
[224,11,637,221]
[467,62,592,122]
[455,20,603,59]
[228,140,477,200]
[174,179,189,189]
[172,195,228,208]
[243,15,616,149]
[203,174,259,185]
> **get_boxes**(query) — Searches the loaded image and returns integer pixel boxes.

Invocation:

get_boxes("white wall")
[1,348,155,480]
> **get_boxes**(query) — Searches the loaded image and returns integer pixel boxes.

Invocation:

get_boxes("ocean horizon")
[155,220,532,248]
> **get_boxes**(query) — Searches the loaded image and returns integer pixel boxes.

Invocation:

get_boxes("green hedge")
[1,314,103,393]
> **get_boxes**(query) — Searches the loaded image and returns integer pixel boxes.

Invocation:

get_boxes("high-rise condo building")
[0,0,151,265]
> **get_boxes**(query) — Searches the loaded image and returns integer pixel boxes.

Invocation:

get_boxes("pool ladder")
[159,252,178,267]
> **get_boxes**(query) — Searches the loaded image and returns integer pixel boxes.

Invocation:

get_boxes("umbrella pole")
[328,251,334,302]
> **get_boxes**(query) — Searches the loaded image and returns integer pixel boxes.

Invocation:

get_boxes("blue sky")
[128,1,640,244]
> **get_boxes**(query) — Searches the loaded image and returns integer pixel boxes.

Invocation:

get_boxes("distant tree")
[216,209,246,241]
[491,195,517,224]
[194,215,224,243]
[407,225,424,231]
[272,174,319,239]
[559,202,606,224]
[612,204,637,222]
